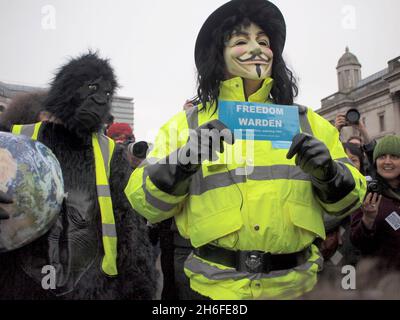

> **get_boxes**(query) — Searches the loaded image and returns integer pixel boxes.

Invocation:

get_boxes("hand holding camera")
[334,109,361,132]
[361,192,382,230]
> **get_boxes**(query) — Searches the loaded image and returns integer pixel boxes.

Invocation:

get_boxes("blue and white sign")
[218,101,300,143]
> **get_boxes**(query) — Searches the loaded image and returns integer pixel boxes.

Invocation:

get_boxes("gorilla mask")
[44,52,118,138]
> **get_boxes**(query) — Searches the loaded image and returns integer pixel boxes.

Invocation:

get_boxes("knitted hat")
[373,135,400,162]
[107,122,132,137]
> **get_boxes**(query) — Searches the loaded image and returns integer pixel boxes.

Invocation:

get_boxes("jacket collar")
[218,77,274,103]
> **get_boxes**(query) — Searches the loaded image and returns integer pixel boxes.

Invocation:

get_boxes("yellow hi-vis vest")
[12,122,118,276]
[125,77,366,299]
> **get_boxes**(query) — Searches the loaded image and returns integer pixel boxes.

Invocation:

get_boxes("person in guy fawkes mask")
[124,0,366,300]
[0,52,157,300]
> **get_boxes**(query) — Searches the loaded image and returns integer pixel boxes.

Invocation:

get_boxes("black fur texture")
[0,91,48,131]
[0,53,157,299]
[44,52,117,136]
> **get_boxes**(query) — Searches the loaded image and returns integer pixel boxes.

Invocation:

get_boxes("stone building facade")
[0,81,135,129]
[316,48,400,142]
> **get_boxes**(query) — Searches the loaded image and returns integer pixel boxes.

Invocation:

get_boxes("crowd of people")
[0,0,399,300]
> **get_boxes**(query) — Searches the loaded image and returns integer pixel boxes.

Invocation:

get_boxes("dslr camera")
[128,141,149,159]
[366,179,385,194]
[345,108,360,125]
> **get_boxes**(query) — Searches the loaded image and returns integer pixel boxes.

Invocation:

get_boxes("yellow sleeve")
[308,109,367,217]
[124,111,190,223]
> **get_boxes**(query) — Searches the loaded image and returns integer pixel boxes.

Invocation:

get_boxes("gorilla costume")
[0,52,157,299]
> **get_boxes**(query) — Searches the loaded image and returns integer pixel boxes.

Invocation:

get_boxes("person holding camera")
[334,109,370,143]
[335,109,376,176]
[350,135,400,271]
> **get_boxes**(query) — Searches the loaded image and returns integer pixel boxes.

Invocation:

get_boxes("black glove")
[0,191,13,220]
[287,133,355,203]
[147,120,234,196]
[286,133,337,181]
[177,119,234,170]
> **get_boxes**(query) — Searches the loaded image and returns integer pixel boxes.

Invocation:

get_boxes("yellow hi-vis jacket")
[125,77,366,299]
[12,122,119,276]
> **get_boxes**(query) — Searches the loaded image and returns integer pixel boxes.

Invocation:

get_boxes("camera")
[345,108,360,125]
[367,179,384,194]
[128,141,149,159]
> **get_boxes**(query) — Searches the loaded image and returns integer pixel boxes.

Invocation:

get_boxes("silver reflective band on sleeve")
[324,198,360,216]
[97,185,111,197]
[184,252,323,281]
[102,223,117,237]
[20,124,36,137]
[190,165,311,195]
[143,169,176,212]
[185,107,198,130]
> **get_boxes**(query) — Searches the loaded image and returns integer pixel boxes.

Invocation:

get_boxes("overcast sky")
[0,0,399,142]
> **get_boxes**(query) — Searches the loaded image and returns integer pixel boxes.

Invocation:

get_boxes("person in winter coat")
[125,0,366,299]
[351,135,400,272]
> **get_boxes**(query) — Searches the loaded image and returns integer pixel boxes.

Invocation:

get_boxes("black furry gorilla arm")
[109,145,157,299]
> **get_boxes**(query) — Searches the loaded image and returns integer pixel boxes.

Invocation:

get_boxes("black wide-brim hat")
[194,0,286,69]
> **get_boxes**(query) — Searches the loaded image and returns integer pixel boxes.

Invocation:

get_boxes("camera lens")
[130,141,149,159]
[346,109,360,125]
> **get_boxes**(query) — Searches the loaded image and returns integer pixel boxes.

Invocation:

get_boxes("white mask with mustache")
[224,23,273,81]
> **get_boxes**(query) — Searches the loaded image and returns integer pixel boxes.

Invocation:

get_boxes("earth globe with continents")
[0,132,64,252]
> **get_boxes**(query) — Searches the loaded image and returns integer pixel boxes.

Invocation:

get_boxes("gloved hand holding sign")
[178,119,234,170]
[148,120,234,196]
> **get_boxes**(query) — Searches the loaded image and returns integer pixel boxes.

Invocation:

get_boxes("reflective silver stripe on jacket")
[185,106,199,130]
[190,168,246,195]
[184,252,323,281]
[190,165,311,196]
[97,133,111,174]
[97,184,112,197]
[248,165,310,181]
[102,223,117,237]
[19,124,37,137]
[324,198,360,216]
[298,107,314,135]
[95,133,117,240]
[143,169,176,211]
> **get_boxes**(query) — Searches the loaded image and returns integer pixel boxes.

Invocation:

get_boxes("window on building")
[378,113,385,132]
